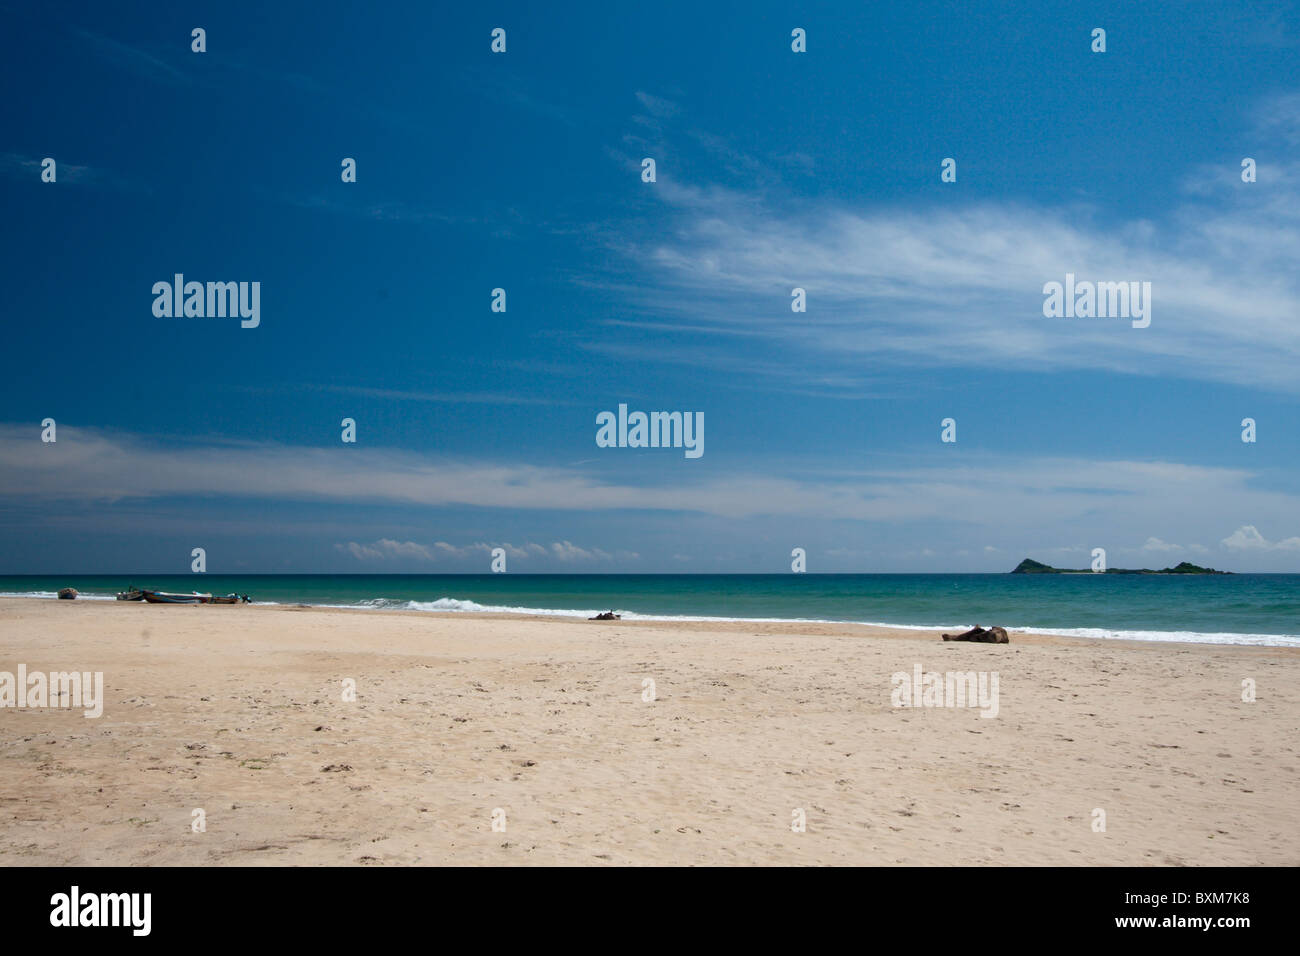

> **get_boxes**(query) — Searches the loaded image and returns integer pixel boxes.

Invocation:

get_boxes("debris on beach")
[941,625,1009,643]
[56,588,77,600]
[589,610,621,621]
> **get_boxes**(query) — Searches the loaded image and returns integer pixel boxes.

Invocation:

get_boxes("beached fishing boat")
[137,589,249,605]
[140,589,213,605]
[116,588,144,601]
[209,593,251,604]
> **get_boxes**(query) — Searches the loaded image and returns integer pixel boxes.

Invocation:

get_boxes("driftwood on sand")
[941,625,1009,643]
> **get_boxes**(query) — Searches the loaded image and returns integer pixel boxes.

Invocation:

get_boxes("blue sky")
[2,0,1298,573]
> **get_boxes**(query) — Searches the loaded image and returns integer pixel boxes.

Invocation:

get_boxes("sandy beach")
[1,597,1296,866]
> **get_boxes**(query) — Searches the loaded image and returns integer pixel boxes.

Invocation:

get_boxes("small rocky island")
[1011,558,1229,575]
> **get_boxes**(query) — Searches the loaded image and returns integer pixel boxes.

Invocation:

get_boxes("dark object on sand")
[140,589,249,605]
[142,589,211,604]
[589,610,621,621]
[942,625,1009,644]
[116,587,144,601]
[57,587,77,600]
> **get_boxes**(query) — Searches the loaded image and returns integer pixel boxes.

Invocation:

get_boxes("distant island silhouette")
[1011,558,1229,575]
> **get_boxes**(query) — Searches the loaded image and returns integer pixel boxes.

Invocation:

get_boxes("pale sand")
[1,598,1296,866]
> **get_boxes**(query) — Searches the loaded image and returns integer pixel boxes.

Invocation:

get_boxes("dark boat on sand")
[141,589,211,604]
[139,589,250,605]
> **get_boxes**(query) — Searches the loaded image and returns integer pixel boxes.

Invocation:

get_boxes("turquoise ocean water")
[2,573,1297,647]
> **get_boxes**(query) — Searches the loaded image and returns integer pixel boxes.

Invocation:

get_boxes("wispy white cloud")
[333,537,631,564]
[593,92,1300,393]
[635,91,680,118]
[1141,536,1181,553]
[0,153,90,183]
[321,385,572,407]
[0,153,150,193]
[336,539,436,562]
[1132,537,1210,557]
[1221,524,1300,551]
[75,29,189,85]
[549,540,637,562]
[3,427,1297,547]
